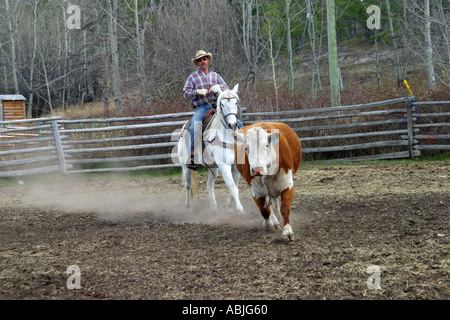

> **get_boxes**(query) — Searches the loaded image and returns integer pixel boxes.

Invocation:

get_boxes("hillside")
[57,36,448,120]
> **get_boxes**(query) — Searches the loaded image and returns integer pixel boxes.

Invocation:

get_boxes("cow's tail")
[191,170,199,198]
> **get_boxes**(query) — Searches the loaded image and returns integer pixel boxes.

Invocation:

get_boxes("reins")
[216,96,239,130]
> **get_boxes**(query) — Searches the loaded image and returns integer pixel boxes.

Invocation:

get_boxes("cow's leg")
[182,165,192,209]
[253,196,275,231]
[280,187,295,241]
[218,163,244,214]
[207,168,219,211]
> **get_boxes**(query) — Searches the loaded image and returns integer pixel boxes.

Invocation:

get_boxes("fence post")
[50,118,67,174]
[406,96,416,159]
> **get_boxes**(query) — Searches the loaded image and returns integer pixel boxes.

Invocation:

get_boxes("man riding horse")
[182,50,243,170]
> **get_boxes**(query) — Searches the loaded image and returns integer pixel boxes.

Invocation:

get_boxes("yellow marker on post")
[403,80,413,95]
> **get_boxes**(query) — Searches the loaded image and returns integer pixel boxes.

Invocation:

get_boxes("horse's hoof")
[283,233,295,242]
[282,224,294,242]
[263,219,275,232]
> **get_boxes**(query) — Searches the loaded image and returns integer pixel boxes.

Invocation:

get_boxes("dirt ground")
[0,161,448,300]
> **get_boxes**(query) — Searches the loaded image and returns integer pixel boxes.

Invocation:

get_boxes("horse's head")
[216,84,240,131]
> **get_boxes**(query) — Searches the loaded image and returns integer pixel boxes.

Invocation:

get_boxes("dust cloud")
[18,175,263,229]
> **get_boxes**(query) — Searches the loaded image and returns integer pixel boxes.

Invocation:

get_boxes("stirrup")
[186,156,198,171]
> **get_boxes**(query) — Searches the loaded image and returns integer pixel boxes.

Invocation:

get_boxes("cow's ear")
[269,131,279,145]
[232,130,245,144]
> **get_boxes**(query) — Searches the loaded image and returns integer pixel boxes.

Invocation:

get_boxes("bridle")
[217,96,239,130]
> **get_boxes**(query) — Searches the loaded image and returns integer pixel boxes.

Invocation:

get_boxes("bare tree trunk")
[39,51,53,115]
[307,0,320,99]
[27,0,39,118]
[80,23,87,106]
[135,0,151,108]
[326,0,340,106]
[269,35,279,111]
[238,0,264,93]
[62,5,69,110]
[375,28,381,89]
[242,0,255,92]
[102,34,111,117]
[94,4,111,117]
[108,0,122,113]
[424,0,436,90]
[266,18,279,111]
[400,0,410,81]
[5,0,19,94]
[316,0,325,93]
[285,0,294,92]
[386,0,401,87]
[432,0,449,86]
[3,66,7,93]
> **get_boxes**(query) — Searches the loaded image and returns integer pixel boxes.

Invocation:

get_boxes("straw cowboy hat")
[192,50,212,65]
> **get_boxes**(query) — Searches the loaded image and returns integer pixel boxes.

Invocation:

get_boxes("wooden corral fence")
[57,113,192,174]
[243,96,449,162]
[0,96,448,178]
[0,117,67,177]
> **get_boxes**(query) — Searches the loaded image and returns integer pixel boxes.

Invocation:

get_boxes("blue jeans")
[189,104,211,155]
[189,104,244,155]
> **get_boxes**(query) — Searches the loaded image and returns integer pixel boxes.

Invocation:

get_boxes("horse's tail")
[191,170,199,198]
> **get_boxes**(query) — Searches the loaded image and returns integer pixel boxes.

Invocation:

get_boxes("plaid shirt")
[183,69,229,108]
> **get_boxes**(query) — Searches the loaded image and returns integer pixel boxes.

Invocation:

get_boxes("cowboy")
[182,50,242,170]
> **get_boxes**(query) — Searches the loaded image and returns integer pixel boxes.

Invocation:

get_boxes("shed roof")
[0,95,26,101]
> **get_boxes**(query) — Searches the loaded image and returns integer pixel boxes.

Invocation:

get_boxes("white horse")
[177,84,244,214]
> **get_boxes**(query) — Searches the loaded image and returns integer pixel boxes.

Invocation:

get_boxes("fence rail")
[0,117,68,177]
[0,97,448,178]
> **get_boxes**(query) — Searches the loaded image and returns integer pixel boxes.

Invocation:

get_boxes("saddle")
[181,109,216,170]
[183,109,215,136]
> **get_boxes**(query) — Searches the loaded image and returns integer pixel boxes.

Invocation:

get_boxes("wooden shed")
[0,95,26,123]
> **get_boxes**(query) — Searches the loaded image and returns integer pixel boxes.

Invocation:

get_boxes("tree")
[107,0,122,113]
[150,0,239,100]
[306,0,322,99]
[262,2,283,110]
[128,0,153,108]
[4,0,19,94]
[285,0,294,92]
[400,0,411,81]
[406,0,442,90]
[233,0,266,92]
[0,0,447,119]
[326,0,340,106]
[424,0,436,89]
[432,0,450,86]
[386,0,401,87]
[27,0,39,118]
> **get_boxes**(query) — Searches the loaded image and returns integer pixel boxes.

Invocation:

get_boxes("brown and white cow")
[234,122,302,241]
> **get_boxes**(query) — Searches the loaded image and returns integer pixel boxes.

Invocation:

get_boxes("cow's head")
[234,127,279,176]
